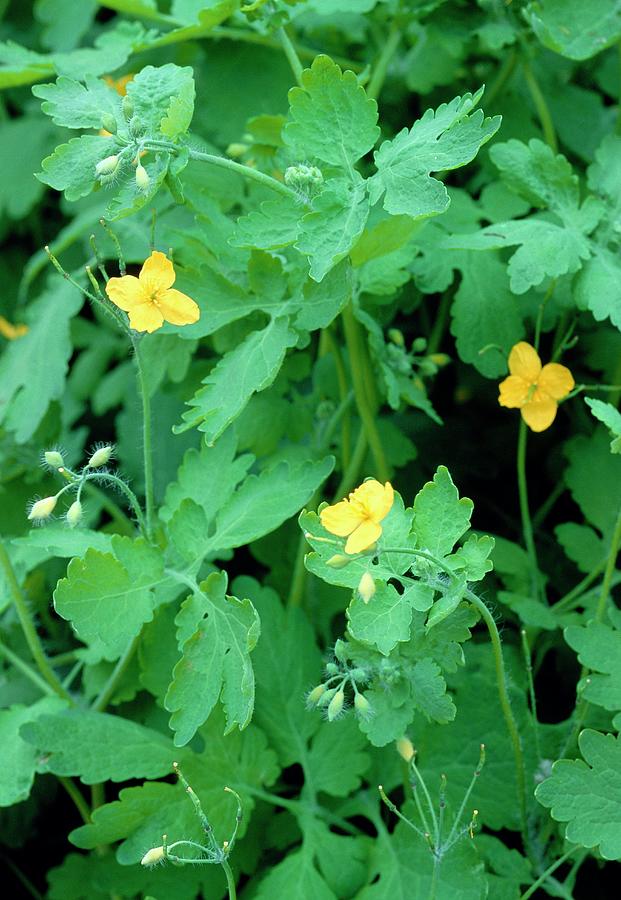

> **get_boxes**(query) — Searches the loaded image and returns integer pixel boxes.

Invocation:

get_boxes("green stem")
[521,629,542,761]
[429,856,440,900]
[188,149,299,201]
[341,303,389,482]
[521,59,558,152]
[533,280,556,352]
[278,27,304,86]
[485,49,518,106]
[532,479,564,529]
[366,23,401,101]
[87,473,147,535]
[465,589,528,846]
[551,561,606,614]
[517,419,541,602]
[221,859,237,900]
[131,337,154,540]
[323,327,352,471]
[0,850,44,900]
[83,481,135,535]
[58,776,91,824]
[426,289,452,356]
[519,846,577,900]
[0,542,72,702]
[91,635,139,712]
[332,429,368,499]
[0,639,56,696]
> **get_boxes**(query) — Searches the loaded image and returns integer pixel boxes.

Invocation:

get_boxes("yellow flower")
[105,251,200,334]
[498,341,574,432]
[0,315,28,340]
[320,479,394,554]
[104,73,134,96]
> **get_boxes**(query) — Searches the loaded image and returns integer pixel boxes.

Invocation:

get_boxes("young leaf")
[564,621,621,712]
[33,74,121,129]
[283,54,379,168]
[37,134,112,201]
[53,537,164,661]
[585,397,621,453]
[526,0,621,60]
[125,63,195,141]
[412,465,473,560]
[369,87,500,219]
[165,571,261,745]
[536,729,621,859]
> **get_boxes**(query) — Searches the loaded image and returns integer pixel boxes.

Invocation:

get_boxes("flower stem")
[221,859,237,900]
[366,22,401,101]
[131,336,155,540]
[0,542,72,702]
[341,303,389,482]
[58,777,91,825]
[278,26,304,86]
[517,419,541,602]
[0,639,55,696]
[519,846,577,900]
[91,634,140,712]
[85,473,146,535]
[187,149,299,201]
[551,560,606,614]
[465,589,528,845]
[521,58,558,152]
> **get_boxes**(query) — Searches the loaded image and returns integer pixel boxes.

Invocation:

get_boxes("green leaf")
[295,259,352,331]
[306,717,370,797]
[536,729,621,859]
[412,465,473,560]
[0,698,67,807]
[347,582,414,655]
[283,54,379,168]
[555,522,605,573]
[37,134,111,201]
[175,317,298,440]
[448,534,495,581]
[564,621,621,712]
[165,571,260,744]
[0,116,55,218]
[369,87,500,219]
[564,430,621,540]
[575,245,621,331]
[125,63,195,140]
[171,0,239,27]
[409,657,456,723]
[231,195,301,251]
[526,0,621,60]
[70,710,279,863]
[53,536,164,661]
[296,177,370,282]
[33,75,120,128]
[0,280,82,442]
[255,847,337,900]
[20,710,175,783]
[585,398,621,453]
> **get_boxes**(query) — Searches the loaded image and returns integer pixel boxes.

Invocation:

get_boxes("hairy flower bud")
[354,692,371,719]
[95,154,120,177]
[306,684,327,707]
[326,554,351,569]
[141,846,165,867]
[66,500,83,528]
[327,689,345,721]
[396,736,415,763]
[358,571,376,604]
[135,164,150,191]
[87,445,113,468]
[226,142,248,158]
[388,328,404,347]
[28,495,58,521]
[122,95,134,119]
[44,450,64,469]
[100,113,117,134]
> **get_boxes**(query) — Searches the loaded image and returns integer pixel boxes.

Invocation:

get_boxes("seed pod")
[327,689,345,721]
[28,496,58,521]
[88,445,113,468]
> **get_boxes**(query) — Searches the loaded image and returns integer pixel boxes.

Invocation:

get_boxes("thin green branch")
[188,149,299,201]
[0,638,55,696]
[517,420,542,602]
[366,22,401,101]
[58,776,91,824]
[91,634,140,712]
[551,560,606,614]
[131,336,154,540]
[0,542,72,702]
[278,27,304,86]
[521,58,558,152]
[520,846,578,900]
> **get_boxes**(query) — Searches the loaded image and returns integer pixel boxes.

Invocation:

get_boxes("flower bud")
[95,154,120,177]
[412,337,427,353]
[354,692,372,719]
[358,572,376,604]
[226,142,248,158]
[327,689,345,721]
[396,736,415,762]
[325,662,339,676]
[317,687,336,708]
[306,684,326,707]
[44,450,64,468]
[100,113,117,134]
[326,554,351,569]
[28,495,58,521]
[66,500,83,528]
[122,95,134,119]
[135,164,150,191]
[388,328,404,347]
[429,353,450,367]
[141,846,165,867]
[87,445,113,468]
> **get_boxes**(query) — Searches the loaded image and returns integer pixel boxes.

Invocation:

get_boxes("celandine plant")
[1,1,621,898]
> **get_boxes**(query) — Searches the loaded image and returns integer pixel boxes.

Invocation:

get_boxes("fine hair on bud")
[66,500,83,528]
[28,495,58,522]
[140,846,165,867]
[354,692,372,719]
[306,684,327,707]
[87,444,114,468]
[396,736,415,762]
[135,164,150,192]
[95,154,120,177]
[43,449,64,469]
[358,571,376,604]
[327,688,345,721]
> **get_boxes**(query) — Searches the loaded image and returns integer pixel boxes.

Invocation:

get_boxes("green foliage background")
[1,1,621,898]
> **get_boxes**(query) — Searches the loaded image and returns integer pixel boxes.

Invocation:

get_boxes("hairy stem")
[131,336,155,540]
[278,26,304,86]
[221,859,237,900]
[517,420,541,602]
[520,846,577,900]
[188,149,299,201]
[0,542,72,702]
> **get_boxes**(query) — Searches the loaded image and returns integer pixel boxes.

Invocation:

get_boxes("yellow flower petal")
[538,362,574,401]
[345,520,382,554]
[498,375,530,409]
[320,499,364,537]
[521,394,558,432]
[105,274,145,312]
[508,342,542,382]
[349,480,394,523]
[140,251,175,294]
[0,315,28,340]
[127,300,164,333]
[158,288,200,327]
